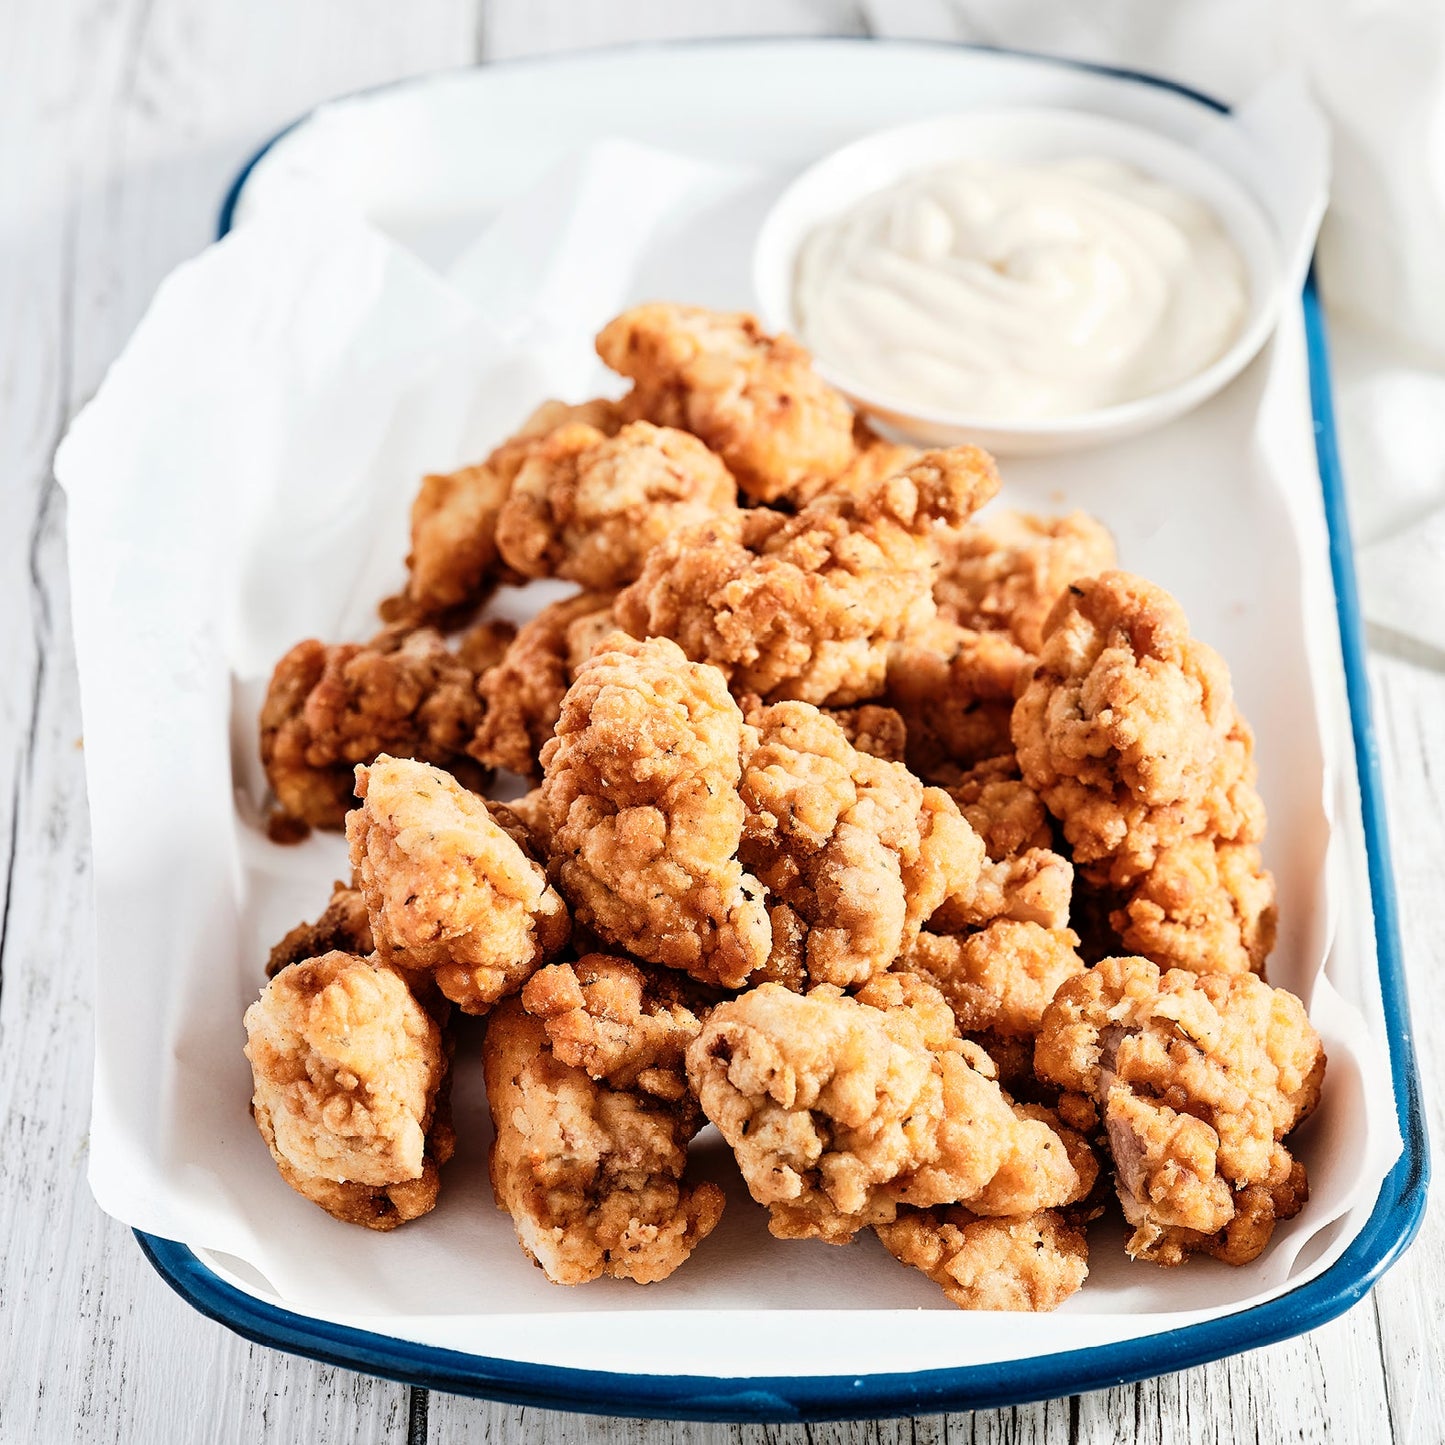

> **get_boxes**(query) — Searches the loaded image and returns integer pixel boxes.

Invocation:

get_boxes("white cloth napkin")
[864,0,1445,649]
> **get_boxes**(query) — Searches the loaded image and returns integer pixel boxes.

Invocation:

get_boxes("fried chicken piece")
[265,880,374,979]
[903,923,1085,1040]
[945,755,1050,849]
[825,704,909,764]
[819,420,921,501]
[454,616,518,675]
[259,626,488,835]
[885,621,1029,784]
[596,303,855,505]
[686,975,1094,1244]
[616,447,999,706]
[926,757,1074,934]
[1012,573,1265,883]
[520,954,712,1103]
[936,510,1117,653]
[346,756,568,1013]
[467,590,616,779]
[739,701,983,989]
[483,998,724,1284]
[875,1206,1088,1311]
[1035,955,1324,1265]
[541,634,771,989]
[495,421,737,590]
[1111,838,1277,976]
[383,398,623,623]
[244,951,453,1229]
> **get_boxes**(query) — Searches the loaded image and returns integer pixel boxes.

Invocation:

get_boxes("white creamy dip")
[794,156,1249,419]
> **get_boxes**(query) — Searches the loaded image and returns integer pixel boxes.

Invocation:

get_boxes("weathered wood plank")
[0,3,478,1442]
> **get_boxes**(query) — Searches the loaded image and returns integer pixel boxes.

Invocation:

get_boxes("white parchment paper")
[56,76,1403,1377]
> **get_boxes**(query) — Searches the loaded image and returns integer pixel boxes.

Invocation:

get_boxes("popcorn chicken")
[875,1206,1088,1311]
[540,634,771,989]
[467,590,617,779]
[936,509,1117,653]
[265,880,374,979]
[739,700,983,989]
[346,756,568,1013]
[244,951,453,1229]
[496,420,736,589]
[384,398,623,623]
[259,626,487,835]
[520,954,713,1103]
[596,303,855,505]
[483,998,724,1284]
[884,620,1028,783]
[1035,956,1324,1265]
[686,975,1094,1244]
[616,446,999,705]
[1012,572,1265,883]
[1111,837,1277,976]
[904,922,1085,1040]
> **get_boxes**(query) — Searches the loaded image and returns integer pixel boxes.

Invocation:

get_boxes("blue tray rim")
[140,36,1429,1424]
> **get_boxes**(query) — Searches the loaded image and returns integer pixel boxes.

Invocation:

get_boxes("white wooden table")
[2,3,1440,1441]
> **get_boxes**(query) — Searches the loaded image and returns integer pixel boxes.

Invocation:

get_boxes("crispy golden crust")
[244,951,453,1229]
[936,510,1117,653]
[875,1206,1088,1311]
[1035,956,1324,1265]
[739,701,984,989]
[259,627,487,834]
[925,757,1073,933]
[596,303,856,505]
[819,421,922,501]
[1012,573,1265,882]
[686,976,1094,1244]
[467,591,616,780]
[520,954,712,1102]
[453,617,519,676]
[483,999,724,1284]
[616,447,999,706]
[885,621,1029,783]
[346,756,569,1013]
[904,923,1085,1039]
[265,881,374,979]
[496,421,736,589]
[540,634,771,989]
[383,398,623,624]
[824,704,909,764]
[1110,837,1277,976]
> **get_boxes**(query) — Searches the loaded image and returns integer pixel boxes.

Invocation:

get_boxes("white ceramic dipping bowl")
[752,108,1283,455]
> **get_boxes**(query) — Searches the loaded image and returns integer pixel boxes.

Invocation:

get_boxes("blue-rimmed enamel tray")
[134,38,1426,1423]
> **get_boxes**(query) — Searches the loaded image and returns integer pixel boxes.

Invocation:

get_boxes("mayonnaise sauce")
[794,156,1249,419]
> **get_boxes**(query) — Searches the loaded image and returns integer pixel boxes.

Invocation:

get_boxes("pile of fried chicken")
[243,303,1325,1311]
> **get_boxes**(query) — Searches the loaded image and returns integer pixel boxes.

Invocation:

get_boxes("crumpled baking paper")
[56,95,1403,1377]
